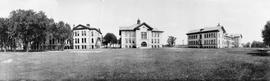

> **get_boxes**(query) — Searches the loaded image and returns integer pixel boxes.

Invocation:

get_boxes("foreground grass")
[0,48,269,81]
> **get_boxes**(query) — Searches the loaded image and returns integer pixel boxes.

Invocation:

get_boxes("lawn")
[0,48,269,81]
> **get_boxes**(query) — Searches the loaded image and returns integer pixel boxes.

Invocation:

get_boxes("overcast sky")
[0,0,269,44]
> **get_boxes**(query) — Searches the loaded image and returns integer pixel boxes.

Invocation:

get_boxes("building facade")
[72,24,102,49]
[186,24,242,48]
[119,19,164,48]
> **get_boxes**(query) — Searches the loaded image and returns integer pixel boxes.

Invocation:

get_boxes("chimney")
[137,19,141,24]
[86,24,90,27]
[217,23,221,26]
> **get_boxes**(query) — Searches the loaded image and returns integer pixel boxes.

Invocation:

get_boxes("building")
[186,24,242,48]
[224,34,243,48]
[45,37,73,50]
[119,19,164,48]
[72,24,102,49]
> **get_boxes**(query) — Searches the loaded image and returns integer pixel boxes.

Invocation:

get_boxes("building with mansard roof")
[72,24,102,49]
[186,24,242,48]
[119,19,164,48]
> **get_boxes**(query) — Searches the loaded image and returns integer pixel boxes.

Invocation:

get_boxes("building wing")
[186,26,226,35]
[73,24,102,34]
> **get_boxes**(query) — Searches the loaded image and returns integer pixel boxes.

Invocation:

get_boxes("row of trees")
[242,20,270,48]
[0,9,72,52]
[242,41,266,48]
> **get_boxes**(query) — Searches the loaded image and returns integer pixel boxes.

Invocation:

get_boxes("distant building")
[45,37,73,50]
[72,24,102,49]
[224,34,243,48]
[186,24,242,48]
[119,19,164,48]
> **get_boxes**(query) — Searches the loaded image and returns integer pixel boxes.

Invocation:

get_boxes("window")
[82,31,86,36]
[126,38,128,43]
[75,38,80,44]
[141,32,147,39]
[82,38,86,43]
[74,31,79,36]
[91,31,94,36]
[92,38,94,43]
[75,45,80,49]
[82,45,86,49]
[74,32,77,36]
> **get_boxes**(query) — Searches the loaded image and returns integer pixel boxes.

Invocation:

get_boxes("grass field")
[0,48,269,81]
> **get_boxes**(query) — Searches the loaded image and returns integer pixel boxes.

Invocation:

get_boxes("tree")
[103,33,117,47]
[0,18,12,52]
[167,36,177,47]
[251,41,266,48]
[9,9,50,52]
[243,42,251,48]
[262,21,270,47]
[53,21,72,50]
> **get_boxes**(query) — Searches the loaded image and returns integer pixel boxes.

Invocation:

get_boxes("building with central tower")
[119,19,164,48]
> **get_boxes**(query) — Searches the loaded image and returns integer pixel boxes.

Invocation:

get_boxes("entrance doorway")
[141,42,147,47]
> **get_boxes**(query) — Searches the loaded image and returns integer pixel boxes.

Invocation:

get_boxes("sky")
[0,0,270,44]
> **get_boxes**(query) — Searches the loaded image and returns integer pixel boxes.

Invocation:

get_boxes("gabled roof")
[119,22,153,30]
[72,24,102,34]
[119,21,163,35]
[186,25,226,35]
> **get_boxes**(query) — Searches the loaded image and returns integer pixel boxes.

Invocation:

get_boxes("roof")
[225,34,243,38]
[72,24,102,34]
[119,22,163,35]
[186,25,226,35]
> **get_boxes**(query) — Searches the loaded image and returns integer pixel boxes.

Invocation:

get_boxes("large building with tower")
[119,19,164,48]
[72,24,102,49]
[186,24,242,48]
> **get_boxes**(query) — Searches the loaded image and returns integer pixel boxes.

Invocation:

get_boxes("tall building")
[72,24,102,49]
[119,19,164,48]
[186,24,242,48]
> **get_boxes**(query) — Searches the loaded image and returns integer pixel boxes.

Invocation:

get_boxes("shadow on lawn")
[205,59,270,81]
[246,49,270,56]
[247,53,270,56]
